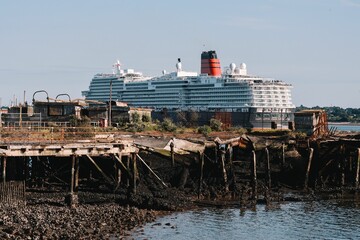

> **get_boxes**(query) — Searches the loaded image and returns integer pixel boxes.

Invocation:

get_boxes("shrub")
[198,125,212,136]
[116,116,129,127]
[131,111,141,123]
[188,111,199,127]
[209,118,222,131]
[142,114,151,122]
[161,118,177,132]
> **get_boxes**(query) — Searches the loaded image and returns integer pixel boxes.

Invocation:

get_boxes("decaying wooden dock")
[0,127,139,207]
[1,126,360,209]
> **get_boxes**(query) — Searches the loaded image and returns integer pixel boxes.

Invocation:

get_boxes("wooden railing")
[0,127,125,144]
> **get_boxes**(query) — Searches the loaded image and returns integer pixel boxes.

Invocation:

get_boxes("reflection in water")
[132,201,360,240]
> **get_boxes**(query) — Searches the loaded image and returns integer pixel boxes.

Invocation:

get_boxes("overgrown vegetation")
[209,118,222,131]
[197,125,212,136]
[160,118,177,132]
[296,105,360,123]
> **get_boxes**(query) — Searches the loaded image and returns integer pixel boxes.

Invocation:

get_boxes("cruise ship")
[82,51,295,129]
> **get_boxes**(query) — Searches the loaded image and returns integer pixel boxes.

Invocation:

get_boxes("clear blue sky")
[0,0,359,107]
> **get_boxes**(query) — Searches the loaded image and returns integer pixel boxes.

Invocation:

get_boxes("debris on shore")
[1,130,360,238]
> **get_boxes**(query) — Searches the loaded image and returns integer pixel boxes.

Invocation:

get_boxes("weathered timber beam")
[304,148,314,189]
[136,154,167,188]
[85,155,114,184]
[113,154,132,177]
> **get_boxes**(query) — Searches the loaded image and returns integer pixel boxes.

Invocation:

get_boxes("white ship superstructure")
[82,51,295,128]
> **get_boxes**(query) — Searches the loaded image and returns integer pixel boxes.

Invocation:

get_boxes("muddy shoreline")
[2,131,360,238]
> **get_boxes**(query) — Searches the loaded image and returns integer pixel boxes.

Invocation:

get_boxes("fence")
[0,126,124,144]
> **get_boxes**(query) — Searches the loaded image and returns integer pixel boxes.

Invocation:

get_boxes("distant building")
[85,101,152,127]
[294,110,328,137]
[2,101,84,127]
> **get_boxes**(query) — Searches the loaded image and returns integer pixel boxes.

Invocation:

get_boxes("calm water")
[329,124,360,132]
[132,201,360,239]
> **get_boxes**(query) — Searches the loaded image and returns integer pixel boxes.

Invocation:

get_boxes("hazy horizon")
[1,0,359,108]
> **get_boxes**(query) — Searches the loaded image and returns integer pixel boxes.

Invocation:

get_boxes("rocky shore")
[0,192,159,239]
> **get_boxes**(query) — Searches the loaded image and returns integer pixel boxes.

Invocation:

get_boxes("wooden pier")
[0,127,139,207]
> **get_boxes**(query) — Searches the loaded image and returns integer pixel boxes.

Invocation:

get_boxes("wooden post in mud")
[356,148,360,189]
[215,142,219,163]
[228,145,233,165]
[198,151,204,199]
[114,154,122,190]
[170,141,175,167]
[265,147,271,189]
[70,155,75,194]
[282,143,285,167]
[251,150,257,200]
[304,148,314,189]
[126,156,130,187]
[2,157,6,183]
[74,156,79,193]
[66,155,78,207]
[132,153,137,194]
[220,149,229,192]
[24,157,29,182]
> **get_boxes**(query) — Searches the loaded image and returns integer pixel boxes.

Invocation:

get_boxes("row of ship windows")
[253,87,286,90]
[255,104,291,107]
[254,95,290,99]
[253,91,290,95]
[255,99,289,103]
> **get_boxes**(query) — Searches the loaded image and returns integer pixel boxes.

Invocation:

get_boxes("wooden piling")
[170,141,175,167]
[251,150,257,200]
[215,142,219,163]
[265,147,271,189]
[132,153,137,194]
[126,156,130,187]
[24,157,29,182]
[70,155,75,194]
[282,143,285,167]
[198,151,204,199]
[304,148,314,189]
[341,145,346,186]
[356,148,360,189]
[2,157,7,183]
[74,156,79,193]
[228,145,233,165]
[114,155,121,190]
[220,149,229,192]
